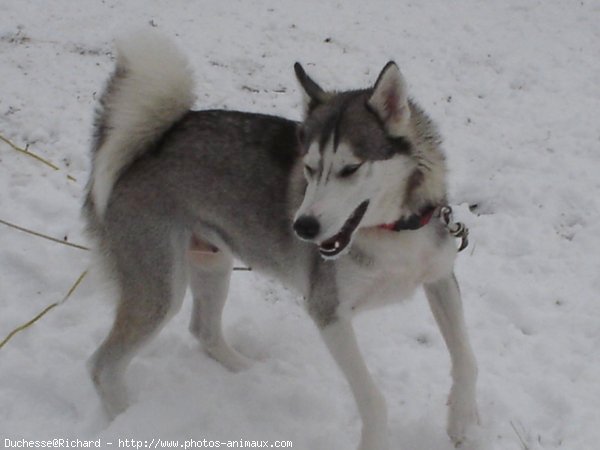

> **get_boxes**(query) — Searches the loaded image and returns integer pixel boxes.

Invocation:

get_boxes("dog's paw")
[447,390,481,448]
[205,343,252,372]
[449,425,485,450]
[358,427,389,450]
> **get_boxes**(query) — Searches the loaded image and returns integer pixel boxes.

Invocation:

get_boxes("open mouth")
[319,200,370,258]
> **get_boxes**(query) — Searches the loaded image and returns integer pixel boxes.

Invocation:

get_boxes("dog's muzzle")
[318,200,370,259]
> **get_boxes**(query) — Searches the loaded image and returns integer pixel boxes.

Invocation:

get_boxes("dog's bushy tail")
[88,30,195,218]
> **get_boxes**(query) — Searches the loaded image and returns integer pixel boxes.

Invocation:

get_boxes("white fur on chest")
[335,224,457,316]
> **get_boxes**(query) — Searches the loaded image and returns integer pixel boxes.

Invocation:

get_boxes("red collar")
[378,206,436,232]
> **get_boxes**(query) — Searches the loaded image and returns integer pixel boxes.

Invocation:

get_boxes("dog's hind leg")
[187,236,251,372]
[89,227,188,419]
[424,273,479,447]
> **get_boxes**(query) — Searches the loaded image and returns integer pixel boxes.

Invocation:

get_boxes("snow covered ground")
[1,1,599,449]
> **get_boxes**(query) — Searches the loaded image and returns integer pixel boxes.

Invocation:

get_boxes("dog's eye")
[338,163,363,178]
[304,165,316,178]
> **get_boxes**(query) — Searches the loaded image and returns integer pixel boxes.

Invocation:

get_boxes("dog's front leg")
[424,273,479,447]
[319,318,389,450]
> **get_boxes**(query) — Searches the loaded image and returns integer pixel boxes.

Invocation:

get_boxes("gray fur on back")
[85,108,315,290]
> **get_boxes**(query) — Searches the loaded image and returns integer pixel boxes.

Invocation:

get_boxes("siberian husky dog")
[85,31,479,450]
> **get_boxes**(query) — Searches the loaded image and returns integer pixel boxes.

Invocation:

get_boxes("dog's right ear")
[294,63,329,113]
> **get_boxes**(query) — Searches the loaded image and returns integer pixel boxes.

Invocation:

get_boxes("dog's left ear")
[294,62,329,113]
[367,61,411,136]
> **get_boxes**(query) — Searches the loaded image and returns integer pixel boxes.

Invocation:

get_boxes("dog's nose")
[293,215,320,240]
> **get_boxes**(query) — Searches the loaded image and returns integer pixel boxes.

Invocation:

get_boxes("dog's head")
[292,62,440,259]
